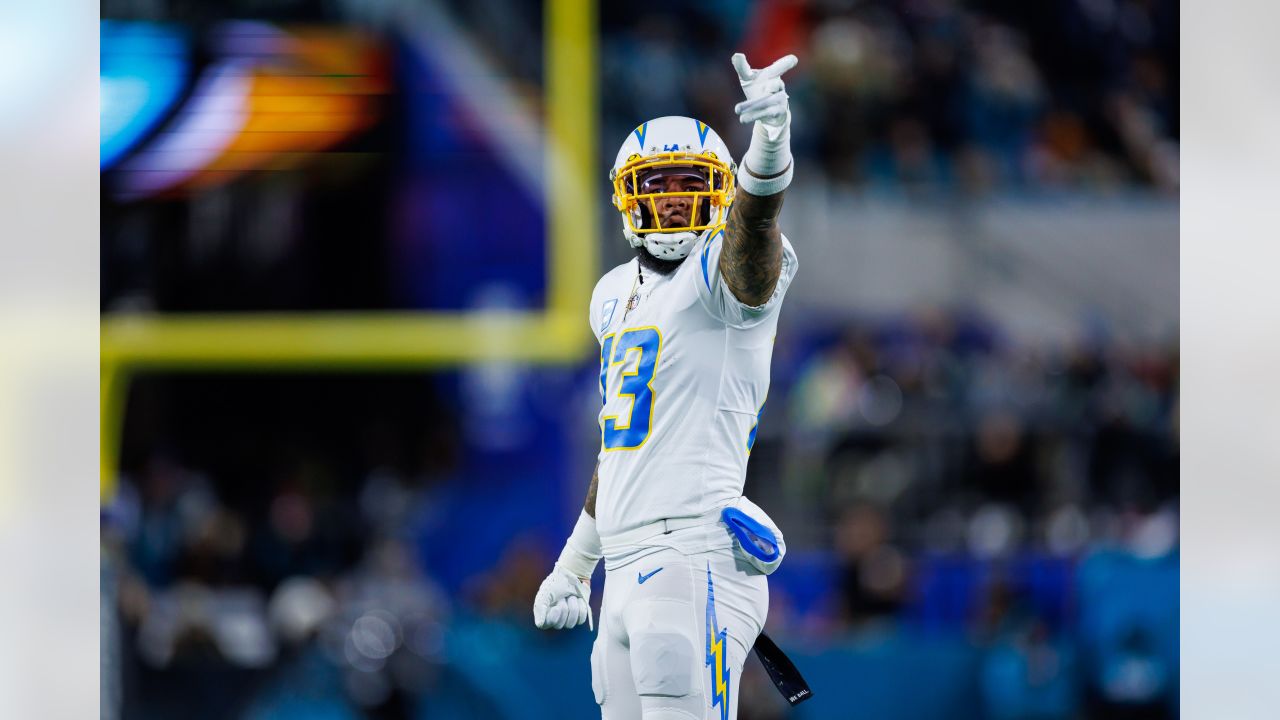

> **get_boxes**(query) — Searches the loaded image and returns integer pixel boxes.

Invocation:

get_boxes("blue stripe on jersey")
[701,228,723,292]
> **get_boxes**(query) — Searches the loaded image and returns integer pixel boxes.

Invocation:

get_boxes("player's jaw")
[636,188,702,276]
[635,243,687,276]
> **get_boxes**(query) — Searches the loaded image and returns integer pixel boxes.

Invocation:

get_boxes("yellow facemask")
[610,151,736,236]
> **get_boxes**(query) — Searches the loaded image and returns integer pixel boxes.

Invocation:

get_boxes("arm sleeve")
[692,229,799,329]
[588,278,614,345]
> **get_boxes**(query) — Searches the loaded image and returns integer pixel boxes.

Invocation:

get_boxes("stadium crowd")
[596,0,1178,192]
[441,0,1178,192]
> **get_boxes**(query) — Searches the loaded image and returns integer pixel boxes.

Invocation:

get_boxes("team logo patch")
[599,298,618,333]
[706,565,731,720]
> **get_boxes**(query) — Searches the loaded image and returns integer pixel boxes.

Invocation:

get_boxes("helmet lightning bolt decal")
[696,120,711,147]
[634,122,648,148]
[706,564,730,720]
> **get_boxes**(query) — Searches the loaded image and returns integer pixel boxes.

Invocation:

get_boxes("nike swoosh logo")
[637,567,664,584]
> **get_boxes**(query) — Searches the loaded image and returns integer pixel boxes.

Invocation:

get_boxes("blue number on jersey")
[600,334,615,405]
[601,326,663,450]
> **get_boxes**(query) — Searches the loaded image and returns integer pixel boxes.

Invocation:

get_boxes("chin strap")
[642,231,699,260]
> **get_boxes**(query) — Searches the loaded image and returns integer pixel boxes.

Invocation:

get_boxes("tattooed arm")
[720,184,787,306]
[721,52,797,307]
[584,462,599,519]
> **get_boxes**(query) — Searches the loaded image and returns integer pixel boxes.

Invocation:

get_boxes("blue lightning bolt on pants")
[590,546,768,720]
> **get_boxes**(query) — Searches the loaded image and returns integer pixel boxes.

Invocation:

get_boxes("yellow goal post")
[101,0,598,501]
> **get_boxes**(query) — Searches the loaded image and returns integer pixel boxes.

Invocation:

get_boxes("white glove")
[533,510,600,631]
[731,53,798,196]
[533,563,593,630]
[732,53,798,139]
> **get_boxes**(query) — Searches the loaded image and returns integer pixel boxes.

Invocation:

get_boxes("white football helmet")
[610,116,737,261]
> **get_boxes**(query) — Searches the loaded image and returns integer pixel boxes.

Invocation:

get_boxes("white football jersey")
[589,228,799,545]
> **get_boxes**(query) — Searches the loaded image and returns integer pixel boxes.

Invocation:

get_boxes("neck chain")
[624,264,644,320]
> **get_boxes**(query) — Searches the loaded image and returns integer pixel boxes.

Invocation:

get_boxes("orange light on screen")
[178,30,388,191]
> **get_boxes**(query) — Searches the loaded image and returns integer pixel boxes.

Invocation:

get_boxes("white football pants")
[590,546,769,720]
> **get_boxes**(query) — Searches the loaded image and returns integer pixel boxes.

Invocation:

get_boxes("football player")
[533,53,801,720]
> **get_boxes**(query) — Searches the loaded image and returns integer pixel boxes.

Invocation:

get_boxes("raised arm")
[721,184,786,305]
[720,53,797,307]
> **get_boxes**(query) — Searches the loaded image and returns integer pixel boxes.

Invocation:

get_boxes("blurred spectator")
[1091,625,1173,719]
[981,615,1077,720]
[598,0,1177,193]
[834,502,907,626]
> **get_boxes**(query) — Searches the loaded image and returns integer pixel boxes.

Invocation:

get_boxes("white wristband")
[738,121,793,196]
[556,510,602,580]
[738,162,793,197]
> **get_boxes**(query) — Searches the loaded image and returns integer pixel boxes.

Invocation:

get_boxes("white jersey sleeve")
[589,263,631,404]
[589,281,616,345]
[691,228,799,329]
